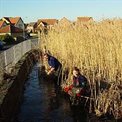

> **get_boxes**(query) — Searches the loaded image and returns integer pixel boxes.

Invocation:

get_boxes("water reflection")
[16,64,107,122]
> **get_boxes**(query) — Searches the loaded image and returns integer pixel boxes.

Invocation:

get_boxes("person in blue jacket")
[43,53,62,88]
[72,67,88,96]
[63,67,88,97]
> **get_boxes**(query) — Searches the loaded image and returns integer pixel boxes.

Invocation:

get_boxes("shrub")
[0,34,15,45]
[3,34,15,45]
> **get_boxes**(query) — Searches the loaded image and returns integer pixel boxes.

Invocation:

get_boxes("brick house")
[36,19,58,31]
[0,17,25,38]
[0,25,23,38]
[57,17,71,27]
[77,17,93,23]
[2,17,25,30]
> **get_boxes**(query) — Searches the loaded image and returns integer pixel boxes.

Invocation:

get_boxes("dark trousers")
[53,66,62,88]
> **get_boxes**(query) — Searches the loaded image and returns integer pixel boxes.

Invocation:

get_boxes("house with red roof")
[0,17,25,39]
[2,17,25,30]
[76,17,93,23]
[36,19,58,31]
[0,25,23,37]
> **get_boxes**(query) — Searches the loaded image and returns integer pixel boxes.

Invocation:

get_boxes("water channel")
[16,64,118,122]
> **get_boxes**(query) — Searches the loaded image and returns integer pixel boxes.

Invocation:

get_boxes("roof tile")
[37,19,58,26]
[77,17,93,22]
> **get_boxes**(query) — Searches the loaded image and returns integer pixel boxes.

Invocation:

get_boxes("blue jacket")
[73,75,87,88]
[48,56,62,71]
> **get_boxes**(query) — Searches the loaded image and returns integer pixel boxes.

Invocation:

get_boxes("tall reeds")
[40,19,122,119]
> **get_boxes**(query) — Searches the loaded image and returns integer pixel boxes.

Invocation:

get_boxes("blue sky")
[0,0,122,23]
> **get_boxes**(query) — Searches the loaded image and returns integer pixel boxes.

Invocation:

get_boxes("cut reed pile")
[40,19,122,119]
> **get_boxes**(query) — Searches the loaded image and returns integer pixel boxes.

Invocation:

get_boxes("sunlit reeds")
[40,19,122,119]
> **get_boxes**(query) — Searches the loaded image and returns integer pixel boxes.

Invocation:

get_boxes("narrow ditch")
[16,63,117,122]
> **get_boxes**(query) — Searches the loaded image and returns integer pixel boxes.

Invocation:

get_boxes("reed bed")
[40,19,122,119]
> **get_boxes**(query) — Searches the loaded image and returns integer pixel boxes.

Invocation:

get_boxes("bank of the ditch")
[0,49,40,122]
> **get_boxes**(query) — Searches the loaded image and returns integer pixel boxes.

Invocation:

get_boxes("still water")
[16,64,88,122]
[16,64,119,122]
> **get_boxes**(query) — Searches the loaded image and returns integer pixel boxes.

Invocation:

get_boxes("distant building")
[0,17,25,39]
[57,17,71,27]
[2,17,25,30]
[0,25,23,38]
[26,22,37,33]
[36,19,58,32]
[77,17,93,23]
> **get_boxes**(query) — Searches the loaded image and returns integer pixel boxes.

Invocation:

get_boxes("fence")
[0,38,39,74]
